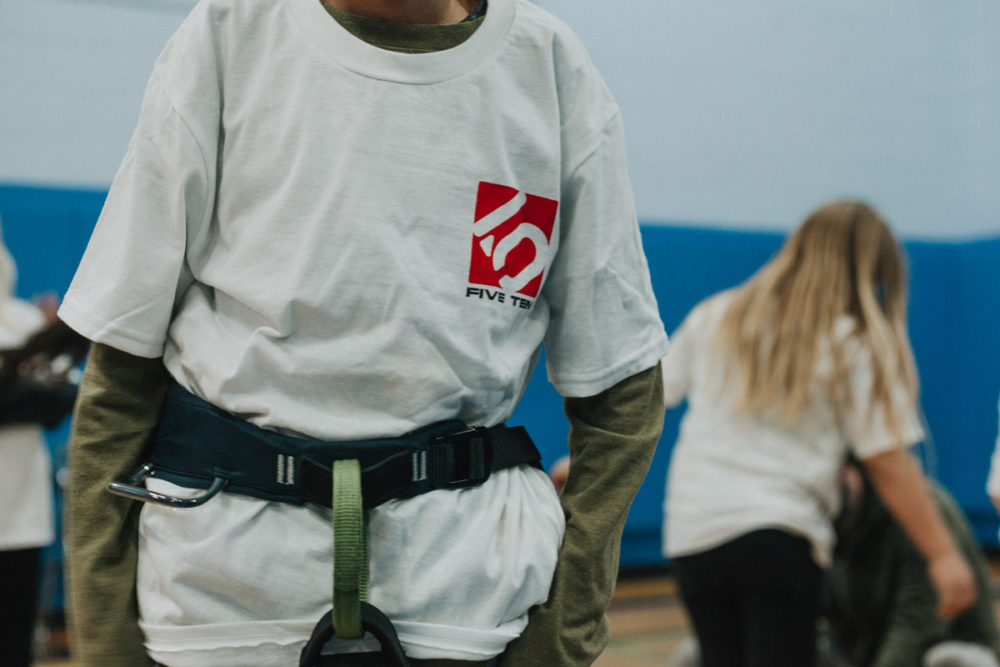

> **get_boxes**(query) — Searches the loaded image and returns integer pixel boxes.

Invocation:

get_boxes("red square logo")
[468,182,558,298]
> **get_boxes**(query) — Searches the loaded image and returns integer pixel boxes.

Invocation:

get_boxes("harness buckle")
[430,426,492,489]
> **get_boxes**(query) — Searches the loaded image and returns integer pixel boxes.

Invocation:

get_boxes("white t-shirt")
[58,0,668,663]
[0,298,55,551]
[661,291,924,567]
[986,396,1000,504]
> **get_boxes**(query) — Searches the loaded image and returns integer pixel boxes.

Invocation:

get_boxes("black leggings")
[0,547,43,667]
[672,529,822,667]
[161,655,498,666]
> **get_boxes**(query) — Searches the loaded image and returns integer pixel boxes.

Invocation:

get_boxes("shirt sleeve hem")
[851,422,926,461]
[549,335,669,398]
[58,300,166,359]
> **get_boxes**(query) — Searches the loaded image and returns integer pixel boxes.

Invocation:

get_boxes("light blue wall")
[2,1,999,237]
[538,1,1000,239]
[0,0,190,189]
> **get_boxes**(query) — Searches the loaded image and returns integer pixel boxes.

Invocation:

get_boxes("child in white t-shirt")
[661,200,976,667]
[59,1,669,666]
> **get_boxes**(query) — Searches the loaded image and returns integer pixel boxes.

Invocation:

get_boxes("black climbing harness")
[109,383,541,666]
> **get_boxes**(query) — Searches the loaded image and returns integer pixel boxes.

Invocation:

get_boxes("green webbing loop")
[332,459,367,639]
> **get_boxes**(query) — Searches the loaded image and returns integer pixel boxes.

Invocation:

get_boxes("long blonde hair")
[716,200,918,436]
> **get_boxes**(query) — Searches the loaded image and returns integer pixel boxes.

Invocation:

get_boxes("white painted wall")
[2,0,998,238]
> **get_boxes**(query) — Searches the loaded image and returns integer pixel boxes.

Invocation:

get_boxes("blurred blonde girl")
[661,200,976,667]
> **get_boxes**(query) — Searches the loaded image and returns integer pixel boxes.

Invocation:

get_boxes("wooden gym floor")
[32,557,1000,666]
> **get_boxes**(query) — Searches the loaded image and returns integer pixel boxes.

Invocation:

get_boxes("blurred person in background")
[660,200,977,667]
[822,458,1000,667]
[668,457,1000,667]
[0,225,83,667]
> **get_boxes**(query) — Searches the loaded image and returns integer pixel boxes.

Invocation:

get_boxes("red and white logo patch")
[468,182,558,299]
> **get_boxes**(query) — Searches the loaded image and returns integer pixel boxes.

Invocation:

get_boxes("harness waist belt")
[117,383,542,510]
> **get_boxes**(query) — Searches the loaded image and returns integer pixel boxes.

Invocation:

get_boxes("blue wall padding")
[908,239,1000,546]
[0,183,106,299]
[2,183,998,569]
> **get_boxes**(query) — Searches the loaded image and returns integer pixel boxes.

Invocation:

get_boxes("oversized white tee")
[661,291,924,567]
[58,0,669,663]
[0,299,54,551]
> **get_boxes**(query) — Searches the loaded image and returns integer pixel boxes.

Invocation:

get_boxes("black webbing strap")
[131,383,541,510]
[300,422,538,509]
